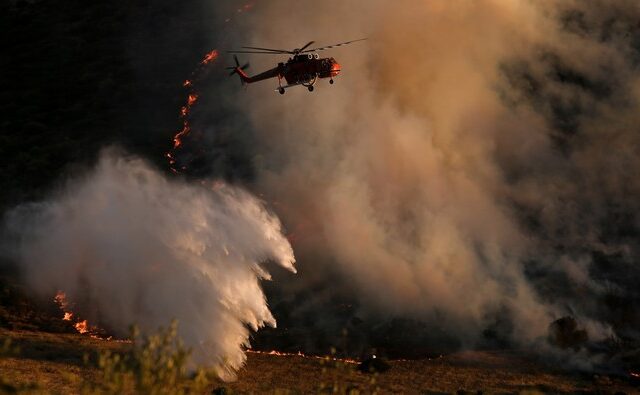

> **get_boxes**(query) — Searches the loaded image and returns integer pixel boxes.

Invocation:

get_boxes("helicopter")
[226,38,367,94]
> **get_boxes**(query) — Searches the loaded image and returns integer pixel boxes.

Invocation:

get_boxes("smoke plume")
[4,0,640,376]
[3,151,295,379]
[194,0,640,364]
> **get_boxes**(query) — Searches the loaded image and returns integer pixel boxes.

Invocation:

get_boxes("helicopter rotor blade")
[229,38,366,56]
[301,38,367,53]
[233,55,240,67]
[227,50,289,55]
[294,41,315,54]
[241,62,250,70]
[242,46,292,53]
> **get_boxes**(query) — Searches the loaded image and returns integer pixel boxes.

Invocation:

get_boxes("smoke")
[198,0,640,363]
[4,0,640,376]
[3,151,295,379]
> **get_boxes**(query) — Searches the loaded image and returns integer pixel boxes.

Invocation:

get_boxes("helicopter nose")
[330,61,341,77]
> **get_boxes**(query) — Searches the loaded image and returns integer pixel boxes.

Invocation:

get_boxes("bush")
[84,320,212,395]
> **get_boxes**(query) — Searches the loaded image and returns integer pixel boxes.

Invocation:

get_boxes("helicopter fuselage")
[228,38,365,93]
[281,54,341,85]
[233,54,341,92]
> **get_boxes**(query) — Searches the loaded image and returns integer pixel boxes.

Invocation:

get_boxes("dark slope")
[0,0,223,209]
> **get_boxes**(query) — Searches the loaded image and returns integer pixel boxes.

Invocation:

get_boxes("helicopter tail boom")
[226,54,280,86]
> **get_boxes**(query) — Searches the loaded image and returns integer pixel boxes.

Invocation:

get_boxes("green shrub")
[84,320,211,395]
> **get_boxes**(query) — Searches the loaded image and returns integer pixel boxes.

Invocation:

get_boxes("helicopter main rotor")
[227,38,367,55]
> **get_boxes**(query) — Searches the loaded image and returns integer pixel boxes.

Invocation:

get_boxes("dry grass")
[0,329,119,393]
[214,350,635,394]
[1,328,637,394]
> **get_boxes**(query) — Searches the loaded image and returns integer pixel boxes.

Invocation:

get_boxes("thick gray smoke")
[5,0,640,377]
[3,151,295,379]
[196,0,640,364]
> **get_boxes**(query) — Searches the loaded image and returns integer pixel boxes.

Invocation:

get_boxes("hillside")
[2,328,638,394]
[0,0,220,210]
[3,1,640,393]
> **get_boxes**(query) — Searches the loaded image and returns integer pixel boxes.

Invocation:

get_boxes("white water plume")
[3,150,295,380]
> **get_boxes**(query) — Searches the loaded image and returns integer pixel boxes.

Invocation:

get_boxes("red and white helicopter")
[226,38,366,94]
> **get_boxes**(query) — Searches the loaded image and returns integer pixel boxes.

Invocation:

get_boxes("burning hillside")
[2,0,640,387]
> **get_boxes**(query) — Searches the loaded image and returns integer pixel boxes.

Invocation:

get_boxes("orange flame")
[171,91,199,150]
[54,290,69,308]
[201,49,219,65]
[631,371,640,378]
[237,3,253,13]
[167,56,214,163]
[54,291,100,337]
[166,2,256,172]
[173,121,190,149]
[246,349,359,364]
[75,320,89,334]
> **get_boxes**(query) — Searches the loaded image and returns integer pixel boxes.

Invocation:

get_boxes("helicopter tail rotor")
[225,55,250,85]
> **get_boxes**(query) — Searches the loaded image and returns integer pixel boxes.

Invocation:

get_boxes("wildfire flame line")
[246,349,359,364]
[166,50,218,174]
[171,51,216,149]
[166,2,256,174]
[54,291,91,334]
[246,349,441,364]
[54,291,113,340]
